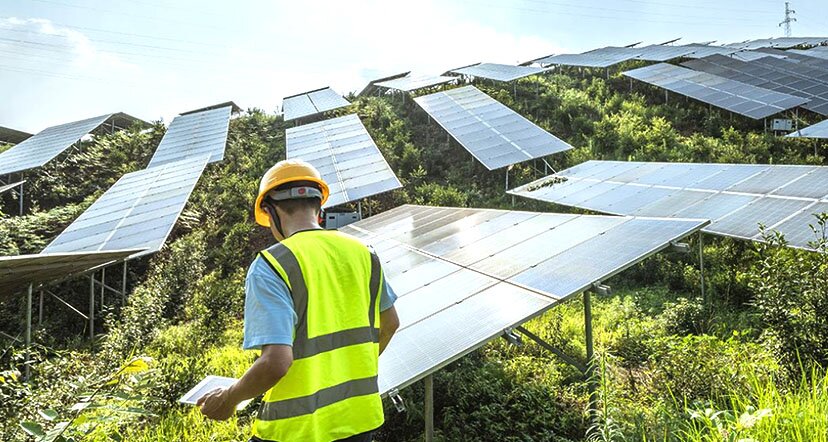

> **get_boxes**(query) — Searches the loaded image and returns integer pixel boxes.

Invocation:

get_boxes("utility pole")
[779,2,796,37]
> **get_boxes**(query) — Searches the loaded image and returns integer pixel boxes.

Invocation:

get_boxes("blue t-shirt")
[243,255,398,350]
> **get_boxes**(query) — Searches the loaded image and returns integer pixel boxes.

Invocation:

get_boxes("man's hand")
[197,387,237,421]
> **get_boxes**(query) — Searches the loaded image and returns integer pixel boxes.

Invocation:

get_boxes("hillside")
[2,70,828,442]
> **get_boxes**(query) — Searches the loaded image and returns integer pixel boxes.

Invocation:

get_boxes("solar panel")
[449,63,549,82]
[286,114,401,208]
[786,119,828,139]
[0,249,141,295]
[624,63,809,119]
[510,161,828,250]
[681,44,740,59]
[536,46,642,68]
[338,204,706,394]
[790,47,828,60]
[42,156,209,258]
[634,45,697,62]
[147,105,232,168]
[729,37,828,50]
[374,74,455,92]
[0,113,146,176]
[750,56,828,85]
[282,87,350,121]
[0,126,32,145]
[413,86,573,170]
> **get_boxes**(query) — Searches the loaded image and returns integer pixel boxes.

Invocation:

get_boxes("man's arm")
[198,344,293,420]
[379,305,399,355]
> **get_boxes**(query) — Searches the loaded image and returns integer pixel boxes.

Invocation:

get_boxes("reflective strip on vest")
[253,230,384,442]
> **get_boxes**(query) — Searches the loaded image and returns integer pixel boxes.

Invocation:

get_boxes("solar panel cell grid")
[414,86,572,170]
[147,106,232,167]
[450,63,548,82]
[286,114,401,208]
[711,197,815,239]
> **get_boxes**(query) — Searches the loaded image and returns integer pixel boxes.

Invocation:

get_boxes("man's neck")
[281,215,321,238]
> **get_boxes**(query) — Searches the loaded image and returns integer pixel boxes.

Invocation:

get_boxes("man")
[198,159,400,442]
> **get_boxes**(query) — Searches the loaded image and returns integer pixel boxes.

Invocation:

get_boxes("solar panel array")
[0,113,144,176]
[286,114,402,209]
[728,37,828,50]
[536,46,642,68]
[750,56,828,85]
[449,63,549,82]
[790,46,828,60]
[0,126,31,145]
[282,87,350,121]
[339,204,706,394]
[509,161,828,250]
[414,86,573,170]
[731,50,789,62]
[0,250,140,295]
[787,119,828,139]
[680,44,740,59]
[634,45,697,62]
[624,63,809,119]
[375,73,455,92]
[147,105,232,168]
[43,156,209,258]
[682,54,828,115]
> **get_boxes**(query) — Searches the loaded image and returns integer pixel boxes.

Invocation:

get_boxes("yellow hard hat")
[254,159,330,226]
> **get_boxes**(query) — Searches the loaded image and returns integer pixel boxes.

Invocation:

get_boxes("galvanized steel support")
[584,290,596,420]
[89,273,95,340]
[515,326,587,374]
[122,260,128,306]
[424,375,434,442]
[699,232,707,308]
[18,181,23,216]
[25,283,32,380]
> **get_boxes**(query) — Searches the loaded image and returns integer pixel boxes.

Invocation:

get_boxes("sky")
[1,0,826,132]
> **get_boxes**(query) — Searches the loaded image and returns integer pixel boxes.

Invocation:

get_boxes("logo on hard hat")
[298,188,306,195]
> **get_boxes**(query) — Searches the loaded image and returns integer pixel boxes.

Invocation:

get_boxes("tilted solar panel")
[787,119,828,139]
[682,54,828,115]
[510,160,828,250]
[0,250,141,295]
[338,204,706,393]
[0,113,146,176]
[536,46,642,68]
[449,63,549,82]
[43,156,209,258]
[624,63,809,119]
[634,45,697,62]
[0,126,32,145]
[286,114,401,209]
[147,105,232,168]
[282,87,350,121]
[374,74,455,92]
[413,86,573,170]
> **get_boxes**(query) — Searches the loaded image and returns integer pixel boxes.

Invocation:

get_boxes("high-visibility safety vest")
[252,229,385,442]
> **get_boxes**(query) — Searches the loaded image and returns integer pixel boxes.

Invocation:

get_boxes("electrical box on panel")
[324,211,360,229]
[772,119,793,131]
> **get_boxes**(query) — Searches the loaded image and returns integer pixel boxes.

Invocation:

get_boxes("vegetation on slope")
[1,70,827,441]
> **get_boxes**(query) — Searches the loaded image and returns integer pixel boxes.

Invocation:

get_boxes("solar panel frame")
[449,63,549,82]
[374,74,455,92]
[42,156,209,258]
[414,86,573,170]
[624,63,809,119]
[340,205,706,394]
[282,87,351,121]
[286,114,402,209]
[509,161,828,250]
[536,46,643,68]
[634,45,698,62]
[147,105,232,168]
[0,113,145,176]
[786,119,828,139]
[0,249,142,295]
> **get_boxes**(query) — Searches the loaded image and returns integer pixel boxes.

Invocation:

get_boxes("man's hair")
[264,180,322,216]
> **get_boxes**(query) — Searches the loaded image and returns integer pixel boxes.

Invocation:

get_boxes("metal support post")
[100,267,106,307]
[515,326,587,373]
[38,290,43,325]
[424,375,434,442]
[358,201,363,219]
[25,283,32,380]
[89,273,95,340]
[122,260,128,306]
[584,291,596,420]
[699,232,706,308]
[505,168,509,191]
[18,181,24,216]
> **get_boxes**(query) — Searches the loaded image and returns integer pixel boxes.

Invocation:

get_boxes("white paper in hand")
[179,375,250,409]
